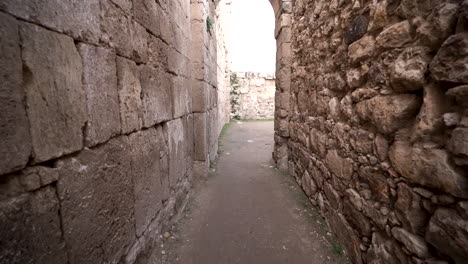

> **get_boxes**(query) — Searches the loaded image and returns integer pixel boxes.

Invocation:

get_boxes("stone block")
[448,127,468,166]
[20,23,86,163]
[127,128,163,237]
[391,227,429,258]
[133,0,160,36]
[139,65,173,128]
[390,47,431,93]
[426,208,468,264]
[348,35,375,64]
[101,0,148,63]
[172,76,191,118]
[344,15,369,44]
[166,118,186,186]
[430,33,468,83]
[0,0,100,43]
[0,186,68,264]
[116,56,143,134]
[358,166,389,202]
[325,150,353,180]
[389,140,468,199]
[367,232,409,264]
[356,94,422,134]
[0,13,31,174]
[376,20,413,48]
[194,112,208,161]
[192,80,209,112]
[148,35,169,70]
[56,136,135,264]
[78,43,120,146]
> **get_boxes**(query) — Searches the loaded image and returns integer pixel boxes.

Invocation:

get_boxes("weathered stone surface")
[20,23,86,163]
[172,76,191,118]
[390,141,468,198]
[356,95,422,134]
[194,112,208,161]
[390,47,431,93]
[301,170,317,197]
[376,21,413,48]
[391,227,430,258]
[57,136,135,264]
[325,150,354,180]
[101,0,148,63]
[415,2,460,49]
[167,118,187,186]
[133,0,160,36]
[139,65,173,127]
[127,128,163,237]
[0,13,31,174]
[343,200,372,236]
[348,35,375,64]
[116,56,143,134]
[344,16,369,44]
[395,183,428,235]
[447,127,468,166]
[78,43,120,146]
[426,208,468,264]
[398,0,442,18]
[412,83,449,142]
[446,85,468,108]
[374,134,389,161]
[430,33,468,83]
[0,186,68,264]
[367,232,408,264]
[326,210,362,264]
[0,0,100,43]
[358,167,389,202]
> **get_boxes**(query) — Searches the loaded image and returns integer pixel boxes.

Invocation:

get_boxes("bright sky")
[230,0,276,73]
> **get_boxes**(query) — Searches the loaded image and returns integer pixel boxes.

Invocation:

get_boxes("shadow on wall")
[230,72,276,120]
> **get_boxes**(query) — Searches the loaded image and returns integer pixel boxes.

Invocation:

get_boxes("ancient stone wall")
[0,0,230,263]
[230,72,276,120]
[289,0,468,263]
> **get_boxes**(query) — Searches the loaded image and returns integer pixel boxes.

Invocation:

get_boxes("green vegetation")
[206,16,213,34]
[331,242,345,256]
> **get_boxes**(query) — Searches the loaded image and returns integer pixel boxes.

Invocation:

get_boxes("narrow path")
[162,121,349,264]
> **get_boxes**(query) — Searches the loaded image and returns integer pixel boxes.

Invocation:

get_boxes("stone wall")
[0,0,230,263]
[289,0,468,264]
[230,72,276,120]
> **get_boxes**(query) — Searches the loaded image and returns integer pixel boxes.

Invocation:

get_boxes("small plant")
[206,16,213,34]
[331,243,345,256]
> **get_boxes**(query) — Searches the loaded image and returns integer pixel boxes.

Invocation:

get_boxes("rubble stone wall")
[230,72,276,120]
[289,0,468,263]
[0,0,230,263]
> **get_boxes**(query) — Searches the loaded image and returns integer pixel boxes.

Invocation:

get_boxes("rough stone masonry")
[0,0,231,263]
[288,0,468,263]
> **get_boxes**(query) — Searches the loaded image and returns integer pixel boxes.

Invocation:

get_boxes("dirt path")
[159,121,349,264]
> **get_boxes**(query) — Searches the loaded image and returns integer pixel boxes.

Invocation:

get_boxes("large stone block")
[172,76,191,118]
[325,149,354,180]
[20,23,86,163]
[139,65,173,128]
[430,33,468,83]
[448,127,468,166]
[426,208,468,264]
[101,0,148,63]
[389,140,468,198]
[193,112,208,161]
[0,0,100,43]
[56,137,135,264]
[0,13,31,175]
[0,186,68,264]
[166,118,187,186]
[395,183,428,235]
[356,94,422,134]
[390,47,431,93]
[78,43,120,147]
[116,56,143,134]
[147,35,169,70]
[127,128,163,237]
[133,0,160,36]
[367,232,408,264]
[376,20,412,48]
